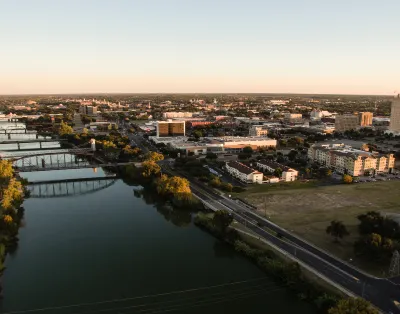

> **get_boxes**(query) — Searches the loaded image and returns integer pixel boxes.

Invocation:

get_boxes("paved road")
[160,162,400,314]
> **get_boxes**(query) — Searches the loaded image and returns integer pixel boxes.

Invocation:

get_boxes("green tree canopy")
[213,209,233,232]
[145,151,164,162]
[58,121,74,136]
[141,161,161,178]
[328,298,378,314]
[326,220,349,242]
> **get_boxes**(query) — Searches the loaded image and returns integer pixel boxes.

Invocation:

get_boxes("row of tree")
[0,160,26,296]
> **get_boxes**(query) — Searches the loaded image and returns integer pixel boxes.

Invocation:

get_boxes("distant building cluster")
[162,112,193,119]
[308,143,395,176]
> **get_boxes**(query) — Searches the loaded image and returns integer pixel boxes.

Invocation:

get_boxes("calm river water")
[0,168,314,314]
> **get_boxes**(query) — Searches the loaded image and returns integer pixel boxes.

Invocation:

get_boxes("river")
[0,148,315,313]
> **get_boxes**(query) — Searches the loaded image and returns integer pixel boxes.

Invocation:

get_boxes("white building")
[225,161,263,184]
[208,136,277,153]
[307,143,395,176]
[162,112,193,119]
[256,160,298,182]
[284,113,302,120]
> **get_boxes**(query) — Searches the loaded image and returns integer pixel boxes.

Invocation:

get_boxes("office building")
[389,94,400,133]
[79,105,98,115]
[307,143,395,176]
[156,120,185,137]
[358,112,373,127]
[334,114,359,132]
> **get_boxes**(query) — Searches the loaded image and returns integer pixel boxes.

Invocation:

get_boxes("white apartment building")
[308,143,395,176]
[225,161,263,184]
[162,112,193,119]
[209,136,277,153]
[256,160,298,182]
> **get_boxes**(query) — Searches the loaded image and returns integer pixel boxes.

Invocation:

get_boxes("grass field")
[240,181,400,276]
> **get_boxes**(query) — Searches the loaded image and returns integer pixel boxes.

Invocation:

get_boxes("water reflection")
[133,187,194,228]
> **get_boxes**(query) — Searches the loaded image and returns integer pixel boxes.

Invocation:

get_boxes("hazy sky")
[0,0,399,95]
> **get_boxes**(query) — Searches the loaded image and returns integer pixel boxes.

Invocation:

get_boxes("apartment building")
[256,160,298,182]
[307,143,395,176]
[334,114,359,132]
[208,136,277,153]
[156,120,186,137]
[358,112,373,127]
[225,161,263,184]
[248,125,269,137]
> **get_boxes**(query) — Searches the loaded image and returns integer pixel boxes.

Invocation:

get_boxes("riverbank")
[0,160,27,298]
[194,211,348,314]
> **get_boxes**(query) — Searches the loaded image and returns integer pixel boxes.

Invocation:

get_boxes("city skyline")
[0,0,399,95]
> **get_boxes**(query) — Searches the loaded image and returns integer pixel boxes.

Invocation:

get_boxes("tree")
[287,150,298,161]
[354,233,394,262]
[206,152,218,160]
[141,161,161,178]
[325,169,333,177]
[242,146,253,155]
[328,298,378,314]
[213,209,233,232]
[1,178,23,210]
[274,167,283,178]
[145,151,164,162]
[0,160,14,186]
[221,182,233,192]
[326,220,349,242]
[58,121,74,136]
[357,211,400,239]
[343,174,353,184]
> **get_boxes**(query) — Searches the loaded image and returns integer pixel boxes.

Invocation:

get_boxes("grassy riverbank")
[194,212,344,314]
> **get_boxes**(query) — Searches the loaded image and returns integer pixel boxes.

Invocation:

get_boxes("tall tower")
[389,94,400,133]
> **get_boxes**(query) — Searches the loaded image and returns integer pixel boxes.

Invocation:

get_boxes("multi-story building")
[307,143,395,176]
[358,112,373,127]
[284,113,302,120]
[162,112,193,119]
[156,120,185,137]
[389,94,400,134]
[334,114,359,132]
[256,160,298,182]
[225,161,263,184]
[207,136,277,153]
[248,125,269,137]
[79,105,98,115]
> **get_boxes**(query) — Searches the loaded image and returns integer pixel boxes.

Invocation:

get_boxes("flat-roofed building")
[358,112,373,127]
[335,114,359,132]
[225,161,263,184]
[208,136,277,152]
[249,125,269,137]
[156,120,185,137]
[307,143,395,176]
[389,94,400,134]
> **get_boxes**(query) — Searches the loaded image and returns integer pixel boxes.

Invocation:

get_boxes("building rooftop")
[257,160,294,172]
[227,161,261,175]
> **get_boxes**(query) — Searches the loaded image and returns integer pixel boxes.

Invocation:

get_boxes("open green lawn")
[241,180,400,276]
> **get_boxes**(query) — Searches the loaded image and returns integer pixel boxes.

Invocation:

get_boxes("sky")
[0,0,399,95]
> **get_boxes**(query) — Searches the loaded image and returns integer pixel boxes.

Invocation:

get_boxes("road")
[159,161,400,314]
